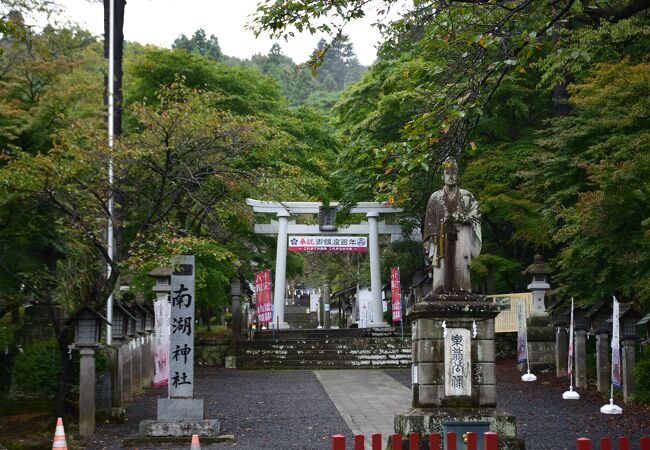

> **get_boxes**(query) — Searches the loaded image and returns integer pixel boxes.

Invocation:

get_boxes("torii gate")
[247,199,403,328]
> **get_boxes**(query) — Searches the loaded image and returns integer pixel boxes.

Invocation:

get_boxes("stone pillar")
[124,340,134,402]
[622,338,636,403]
[574,329,587,389]
[596,332,610,393]
[555,327,568,377]
[106,345,121,408]
[323,284,331,329]
[272,211,290,329]
[79,347,96,435]
[367,212,385,326]
[141,255,221,437]
[132,338,142,394]
[231,283,242,339]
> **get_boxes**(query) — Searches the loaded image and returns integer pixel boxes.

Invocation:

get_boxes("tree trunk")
[53,323,75,419]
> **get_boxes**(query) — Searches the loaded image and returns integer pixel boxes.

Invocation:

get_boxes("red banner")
[254,270,273,325]
[390,267,402,322]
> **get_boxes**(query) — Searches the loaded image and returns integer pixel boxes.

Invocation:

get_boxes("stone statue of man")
[423,157,482,293]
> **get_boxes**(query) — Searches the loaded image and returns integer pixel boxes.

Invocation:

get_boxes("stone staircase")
[235,327,412,369]
[284,305,319,329]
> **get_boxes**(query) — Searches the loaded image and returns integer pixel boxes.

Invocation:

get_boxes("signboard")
[169,255,195,398]
[390,267,402,322]
[444,328,471,397]
[254,270,273,325]
[288,235,368,252]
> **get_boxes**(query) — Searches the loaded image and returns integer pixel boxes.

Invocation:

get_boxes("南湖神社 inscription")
[444,328,471,397]
[169,256,195,398]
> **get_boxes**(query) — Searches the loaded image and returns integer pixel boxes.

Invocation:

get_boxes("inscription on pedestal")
[444,328,471,397]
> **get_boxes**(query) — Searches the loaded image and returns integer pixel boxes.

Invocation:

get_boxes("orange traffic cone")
[52,417,68,450]
[190,434,201,450]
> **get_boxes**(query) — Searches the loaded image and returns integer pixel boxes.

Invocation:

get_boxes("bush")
[10,339,62,399]
[633,345,650,405]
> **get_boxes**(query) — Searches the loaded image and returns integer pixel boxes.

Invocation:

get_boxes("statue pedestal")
[394,293,524,449]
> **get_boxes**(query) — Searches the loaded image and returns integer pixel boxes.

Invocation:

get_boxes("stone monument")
[395,158,524,449]
[140,255,221,439]
[522,255,555,372]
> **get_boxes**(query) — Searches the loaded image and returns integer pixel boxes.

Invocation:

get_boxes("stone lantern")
[111,302,136,342]
[523,254,552,316]
[68,306,110,436]
[522,255,555,372]
[127,302,149,392]
[143,304,155,332]
[72,306,108,346]
[149,267,172,299]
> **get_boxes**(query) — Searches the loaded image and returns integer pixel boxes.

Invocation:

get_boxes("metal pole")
[323,283,331,329]
[106,0,115,346]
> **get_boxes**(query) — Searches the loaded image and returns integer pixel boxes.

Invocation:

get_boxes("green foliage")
[381,240,424,288]
[10,339,61,398]
[529,60,650,307]
[172,28,222,61]
[633,345,650,405]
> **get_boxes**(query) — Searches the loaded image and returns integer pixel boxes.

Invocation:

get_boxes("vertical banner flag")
[153,296,170,387]
[516,300,528,364]
[611,296,621,388]
[254,270,273,325]
[568,298,574,377]
[390,267,402,322]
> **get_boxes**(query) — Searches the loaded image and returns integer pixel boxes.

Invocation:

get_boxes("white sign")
[288,235,368,252]
[445,328,472,397]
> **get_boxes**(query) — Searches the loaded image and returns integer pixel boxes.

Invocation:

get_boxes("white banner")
[288,235,368,252]
[612,296,621,388]
[516,301,528,364]
[153,296,170,387]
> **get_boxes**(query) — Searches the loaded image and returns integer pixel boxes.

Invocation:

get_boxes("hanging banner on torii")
[288,235,368,252]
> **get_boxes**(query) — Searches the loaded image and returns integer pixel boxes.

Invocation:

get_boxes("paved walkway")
[315,370,411,449]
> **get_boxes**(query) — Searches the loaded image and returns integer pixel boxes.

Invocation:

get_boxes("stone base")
[526,316,555,373]
[225,355,236,369]
[394,408,525,450]
[139,419,222,437]
[157,398,203,421]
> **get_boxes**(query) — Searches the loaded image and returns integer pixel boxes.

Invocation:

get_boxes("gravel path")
[82,368,352,449]
[385,361,650,450]
[81,362,650,449]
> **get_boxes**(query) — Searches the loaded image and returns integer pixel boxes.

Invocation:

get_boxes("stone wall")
[195,338,232,366]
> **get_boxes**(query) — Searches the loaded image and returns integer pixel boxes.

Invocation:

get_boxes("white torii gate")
[247,199,403,328]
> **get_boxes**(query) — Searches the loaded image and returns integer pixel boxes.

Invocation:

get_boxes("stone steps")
[235,327,412,370]
[236,359,410,369]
